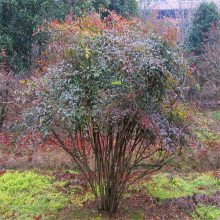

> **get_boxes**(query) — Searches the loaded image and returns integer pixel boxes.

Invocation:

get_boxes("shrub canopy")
[27,14,188,142]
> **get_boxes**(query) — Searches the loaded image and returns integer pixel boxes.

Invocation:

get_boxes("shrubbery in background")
[0,0,68,73]
[109,0,138,18]
[185,2,220,103]
[196,29,220,102]
[188,2,219,55]
[0,0,138,73]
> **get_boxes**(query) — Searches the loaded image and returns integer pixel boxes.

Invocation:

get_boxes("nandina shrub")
[23,14,191,215]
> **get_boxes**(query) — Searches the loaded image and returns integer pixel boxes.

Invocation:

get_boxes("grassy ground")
[145,172,220,201]
[0,171,68,219]
[0,169,219,220]
[0,110,220,219]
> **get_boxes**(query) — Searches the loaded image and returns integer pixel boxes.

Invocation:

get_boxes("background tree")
[188,2,219,55]
[0,0,67,73]
[0,56,15,131]
[64,0,94,17]
[109,0,138,18]
[93,0,110,12]
[0,0,136,74]
[24,14,190,215]
[65,0,137,18]
[184,2,219,102]
[196,29,220,103]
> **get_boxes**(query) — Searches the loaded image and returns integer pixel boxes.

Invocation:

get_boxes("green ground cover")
[145,173,220,201]
[210,111,220,121]
[0,171,68,219]
[192,205,220,220]
[0,170,219,219]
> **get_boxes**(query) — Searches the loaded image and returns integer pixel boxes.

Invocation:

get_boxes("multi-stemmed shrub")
[24,14,190,215]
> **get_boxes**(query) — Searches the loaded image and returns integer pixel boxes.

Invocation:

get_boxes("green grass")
[65,169,80,175]
[192,205,220,220]
[0,171,68,220]
[145,173,220,201]
[196,129,220,142]
[0,170,97,220]
[210,111,220,121]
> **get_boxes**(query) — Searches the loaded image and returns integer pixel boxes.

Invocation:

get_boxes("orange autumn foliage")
[34,12,180,75]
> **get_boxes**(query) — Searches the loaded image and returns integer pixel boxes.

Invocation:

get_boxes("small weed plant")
[192,205,220,220]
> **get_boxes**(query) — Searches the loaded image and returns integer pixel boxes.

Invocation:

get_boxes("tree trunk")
[100,190,119,215]
[89,151,95,171]
[0,104,6,131]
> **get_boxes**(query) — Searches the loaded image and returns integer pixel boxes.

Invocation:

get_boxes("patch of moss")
[192,205,220,220]
[145,173,220,201]
[0,171,68,219]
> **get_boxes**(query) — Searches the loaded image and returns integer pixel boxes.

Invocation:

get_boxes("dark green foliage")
[0,0,138,73]
[93,0,110,12]
[66,0,137,18]
[0,0,67,73]
[66,0,94,17]
[109,0,138,18]
[188,2,219,54]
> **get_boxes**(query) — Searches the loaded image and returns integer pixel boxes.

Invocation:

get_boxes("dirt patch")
[54,171,89,190]
[83,191,220,219]
[83,192,190,219]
